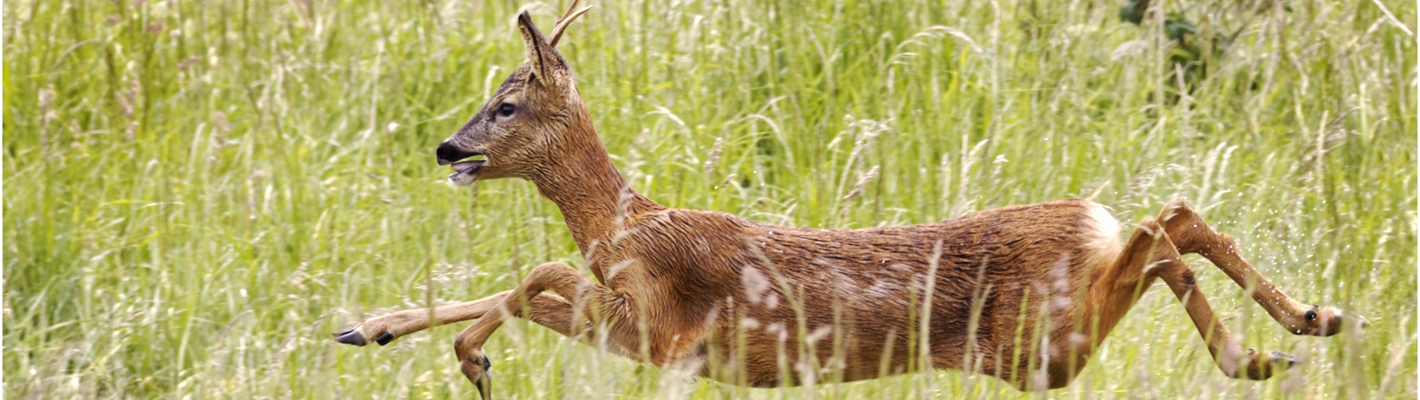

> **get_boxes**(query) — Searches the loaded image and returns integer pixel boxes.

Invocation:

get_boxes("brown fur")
[333,4,1364,396]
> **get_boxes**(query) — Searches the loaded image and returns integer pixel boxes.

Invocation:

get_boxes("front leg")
[334,291,636,356]
[453,262,633,399]
[334,291,513,346]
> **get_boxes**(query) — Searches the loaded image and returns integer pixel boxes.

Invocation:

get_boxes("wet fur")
[593,199,1121,387]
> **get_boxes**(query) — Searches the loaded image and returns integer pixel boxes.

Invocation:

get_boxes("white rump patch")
[1082,203,1123,268]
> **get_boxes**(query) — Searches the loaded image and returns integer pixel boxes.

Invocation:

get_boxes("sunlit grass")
[4,0,1415,398]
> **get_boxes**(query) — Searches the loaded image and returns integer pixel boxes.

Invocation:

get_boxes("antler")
[548,0,593,47]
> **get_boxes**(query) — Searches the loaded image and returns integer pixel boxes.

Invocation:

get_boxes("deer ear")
[517,11,554,85]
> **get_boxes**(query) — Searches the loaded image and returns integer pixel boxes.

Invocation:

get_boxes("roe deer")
[332,3,1366,397]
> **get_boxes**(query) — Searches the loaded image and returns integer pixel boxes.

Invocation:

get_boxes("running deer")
[332,3,1366,397]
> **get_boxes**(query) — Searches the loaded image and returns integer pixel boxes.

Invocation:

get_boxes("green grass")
[4,0,1415,398]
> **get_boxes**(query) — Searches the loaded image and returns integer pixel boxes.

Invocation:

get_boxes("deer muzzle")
[437,141,487,185]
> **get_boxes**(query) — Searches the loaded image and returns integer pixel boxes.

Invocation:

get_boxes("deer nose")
[436,142,478,166]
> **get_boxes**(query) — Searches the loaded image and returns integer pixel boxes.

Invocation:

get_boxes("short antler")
[548,0,593,47]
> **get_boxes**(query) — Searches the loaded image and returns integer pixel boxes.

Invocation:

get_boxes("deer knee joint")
[453,330,483,356]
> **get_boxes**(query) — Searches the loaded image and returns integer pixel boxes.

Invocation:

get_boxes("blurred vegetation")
[1120,0,1272,103]
[4,0,1416,398]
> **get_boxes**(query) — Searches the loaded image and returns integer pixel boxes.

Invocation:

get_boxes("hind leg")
[1144,221,1296,380]
[1067,217,1293,385]
[1157,200,1365,336]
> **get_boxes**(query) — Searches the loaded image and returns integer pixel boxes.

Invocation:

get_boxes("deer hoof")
[333,329,367,346]
[1241,349,1295,380]
[375,332,395,346]
[461,355,493,400]
[1296,306,1365,337]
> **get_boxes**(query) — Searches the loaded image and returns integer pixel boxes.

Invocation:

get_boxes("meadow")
[4,0,1416,398]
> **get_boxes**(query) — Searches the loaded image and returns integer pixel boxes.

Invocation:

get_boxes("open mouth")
[446,153,487,185]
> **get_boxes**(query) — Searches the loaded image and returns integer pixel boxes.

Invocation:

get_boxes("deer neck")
[528,120,661,258]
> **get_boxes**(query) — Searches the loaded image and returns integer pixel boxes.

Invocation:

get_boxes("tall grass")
[4,0,1415,398]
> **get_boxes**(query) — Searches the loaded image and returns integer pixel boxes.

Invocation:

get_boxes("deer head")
[437,2,594,186]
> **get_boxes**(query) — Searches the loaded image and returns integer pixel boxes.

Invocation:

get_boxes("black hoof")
[475,374,492,400]
[463,356,493,400]
[334,329,368,346]
[376,332,395,346]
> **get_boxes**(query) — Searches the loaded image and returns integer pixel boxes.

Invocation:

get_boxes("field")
[4,0,1416,398]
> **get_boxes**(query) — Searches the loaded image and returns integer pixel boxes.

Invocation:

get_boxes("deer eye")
[1305,310,1317,321]
[497,103,516,117]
